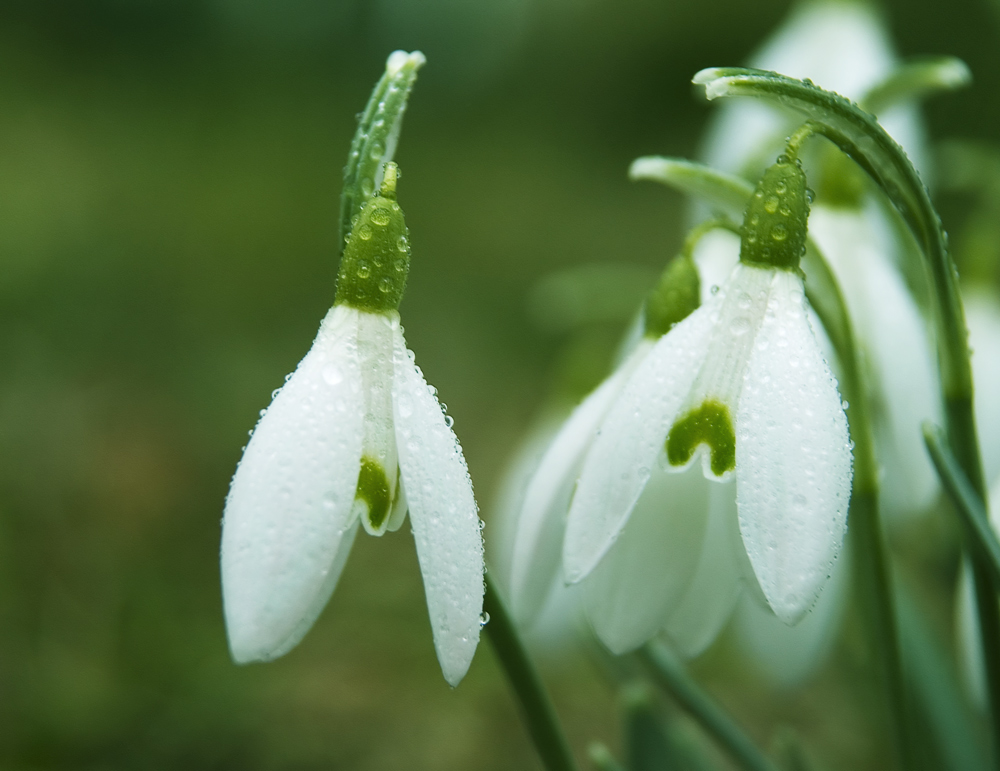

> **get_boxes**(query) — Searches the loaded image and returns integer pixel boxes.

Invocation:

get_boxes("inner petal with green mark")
[665,399,736,477]
[356,456,393,531]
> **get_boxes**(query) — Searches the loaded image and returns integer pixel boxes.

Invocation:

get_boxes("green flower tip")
[739,157,810,272]
[335,162,412,314]
[666,399,736,477]
[644,253,700,338]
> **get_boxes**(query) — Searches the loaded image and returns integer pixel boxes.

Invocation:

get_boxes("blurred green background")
[0,0,997,768]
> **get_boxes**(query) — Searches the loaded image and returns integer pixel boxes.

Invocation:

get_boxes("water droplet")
[479,612,490,626]
[360,178,374,198]
[370,206,391,227]
[285,373,293,382]
[369,140,386,160]
[271,388,281,399]
[444,415,455,428]
[357,224,373,241]
[737,292,752,310]
[841,400,850,410]
[379,277,392,293]
[776,153,790,165]
[730,316,751,336]
[710,285,720,295]
[775,181,787,194]
[323,364,344,385]
[771,224,788,241]
[396,235,409,252]
[357,262,370,279]
[764,196,779,214]
[395,259,406,273]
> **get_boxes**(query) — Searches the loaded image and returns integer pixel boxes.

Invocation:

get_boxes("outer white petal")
[221,305,365,663]
[967,290,1000,482]
[563,305,718,583]
[510,340,654,626]
[582,464,710,654]
[736,271,852,624]
[392,324,484,686]
[809,205,940,516]
[734,542,850,687]
[662,480,744,658]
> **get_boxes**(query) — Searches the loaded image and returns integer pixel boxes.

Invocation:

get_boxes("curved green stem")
[483,573,579,771]
[638,642,778,771]
[802,241,912,770]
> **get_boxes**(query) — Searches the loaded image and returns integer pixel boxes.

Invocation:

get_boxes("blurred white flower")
[221,166,484,687]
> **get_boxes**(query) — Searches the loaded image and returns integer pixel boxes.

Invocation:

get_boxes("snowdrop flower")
[565,157,853,625]
[220,162,485,686]
[698,0,941,518]
[508,251,701,629]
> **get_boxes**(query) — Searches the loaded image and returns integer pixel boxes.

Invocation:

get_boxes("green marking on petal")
[357,456,392,531]
[665,399,736,477]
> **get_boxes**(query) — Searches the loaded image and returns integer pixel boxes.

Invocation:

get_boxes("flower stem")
[802,241,913,770]
[482,573,579,771]
[638,642,778,771]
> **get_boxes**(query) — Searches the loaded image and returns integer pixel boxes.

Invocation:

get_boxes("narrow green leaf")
[340,50,425,254]
[896,583,989,771]
[923,423,1000,587]
[629,156,754,218]
[862,57,971,116]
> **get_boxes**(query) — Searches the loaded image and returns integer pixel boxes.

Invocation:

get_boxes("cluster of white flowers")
[216,3,1000,710]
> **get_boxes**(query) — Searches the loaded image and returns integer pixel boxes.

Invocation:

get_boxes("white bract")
[221,158,484,687]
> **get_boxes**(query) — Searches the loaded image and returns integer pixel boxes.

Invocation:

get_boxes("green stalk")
[638,642,778,771]
[483,573,579,771]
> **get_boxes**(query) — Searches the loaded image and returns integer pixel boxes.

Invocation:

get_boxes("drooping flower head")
[564,156,853,625]
[220,52,485,687]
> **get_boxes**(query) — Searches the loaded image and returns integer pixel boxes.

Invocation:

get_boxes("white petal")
[582,464,710,654]
[662,480,744,658]
[510,340,654,626]
[734,541,850,687]
[221,305,364,663]
[967,290,1000,483]
[736,271,852,623]
[392,325,484,686]
[563,306,717,582]
[810,206,940,517]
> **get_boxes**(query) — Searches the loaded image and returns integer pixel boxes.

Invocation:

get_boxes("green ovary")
[665,399,736,477]
[356,456,392,530]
